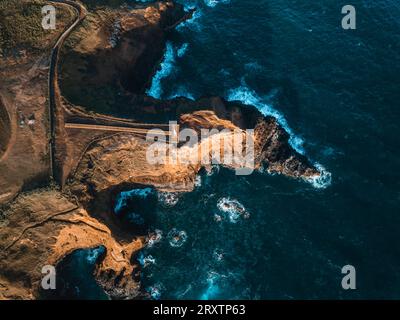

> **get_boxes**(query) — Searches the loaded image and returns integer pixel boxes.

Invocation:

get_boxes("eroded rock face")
[0,0,323,300]
[179,109,319,178]
[253,117,319,178]
[68,108,320,212]
[62,107,320,299]
[0,99,11,159]
[0,190,143,300]
[60,0,190,104]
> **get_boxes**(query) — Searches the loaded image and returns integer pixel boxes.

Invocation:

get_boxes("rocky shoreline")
[0,0,323,300]
[61,0,321,299]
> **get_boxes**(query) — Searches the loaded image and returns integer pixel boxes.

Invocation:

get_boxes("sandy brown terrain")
[0,0,323,300]
[0,1,75,204]
[0,189,143,299]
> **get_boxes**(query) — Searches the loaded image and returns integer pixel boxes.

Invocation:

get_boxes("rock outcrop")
[0,0,323,300]
[0,98,11,159]
[60,0,192,107]
[0,189,143,300]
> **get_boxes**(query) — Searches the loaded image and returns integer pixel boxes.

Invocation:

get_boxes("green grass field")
[0,0,74,56]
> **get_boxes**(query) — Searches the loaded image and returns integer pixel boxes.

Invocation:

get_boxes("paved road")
[47,1,173,183]
[48,0,86,181]
[65,123,172,136]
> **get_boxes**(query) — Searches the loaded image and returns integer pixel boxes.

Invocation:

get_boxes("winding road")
[47,0,172,182]
[48,0,87,180]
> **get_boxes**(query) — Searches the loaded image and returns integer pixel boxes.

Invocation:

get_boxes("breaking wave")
[138,252,156,268]
[158,192,180,207]
[147,42,189,99]
[305,163,332,189]
[85,246,105,264]
[146,283,164,300]
[203,0,231,8]
[213,248,224,262]
[227,84,305,154]
[147,229,163,248]
[217,197,250,223]
[167,228,188,247]
[168,85,195,100]
[177,43,189,57]
[114,188,153,214]
[200,271,223,300]
[194,175,202,187]
[226,84,333,189]
[177,8,203,32]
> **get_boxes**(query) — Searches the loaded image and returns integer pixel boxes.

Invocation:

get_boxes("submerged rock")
[0,0,325,301]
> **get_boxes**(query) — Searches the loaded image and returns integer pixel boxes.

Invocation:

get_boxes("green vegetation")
[0,0,74,56]
[0,0,46,54]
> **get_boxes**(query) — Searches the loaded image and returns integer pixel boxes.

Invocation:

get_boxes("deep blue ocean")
[54,0,400,299]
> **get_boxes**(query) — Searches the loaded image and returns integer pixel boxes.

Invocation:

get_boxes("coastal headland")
[0,0,322,299]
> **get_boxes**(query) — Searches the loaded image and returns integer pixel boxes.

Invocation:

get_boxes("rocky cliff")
[0,189,143,299]
[0,0,323,300]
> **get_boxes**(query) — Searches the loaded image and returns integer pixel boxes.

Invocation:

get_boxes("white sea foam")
[177,8,203,32]
[200,271,221,300]
[147,42,175,98]
[85,246,104,264]
[147,283,163,300]
[177,0,230,32]
[158,192,180,207]
[194,175,202,187]
[145,3,332,191]
[227,85,334,189]
[213,248,224,262]
[227,84,305,154]
[147,229,163,248]
[114,188,153,214]
[305,163,332,189]
[167,228,188,247]
[213,213,223,222]
[177,43,189,57]
[217,197,250,223]
[138,252,156,267]
[206,165,220,176]
[203,0,231,8]
[147,42,189,99]
[168,85,195,100]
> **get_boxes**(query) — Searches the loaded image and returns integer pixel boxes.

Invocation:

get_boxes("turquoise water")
[44,247,108,299]
[55,0,400,299]
[141,0,400,299]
